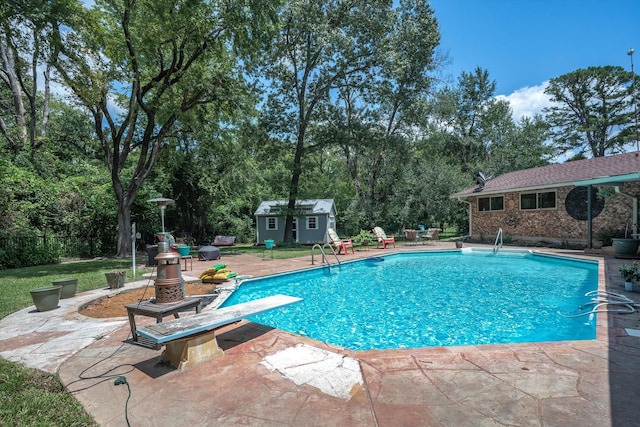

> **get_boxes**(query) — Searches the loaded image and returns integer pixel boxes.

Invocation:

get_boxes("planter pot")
[625,281,634,291]
[612,238,640,257]
[177,245,191,256]
[360,240,370,246]
[455,241,463,249]
[52,278,78,299]
[30,286,62,312]
[105,271,126,289]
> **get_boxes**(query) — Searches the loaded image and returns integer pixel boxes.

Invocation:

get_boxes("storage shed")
[254,199,337,245]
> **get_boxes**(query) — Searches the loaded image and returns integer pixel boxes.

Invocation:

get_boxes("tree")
[0,0,74,153]
[543,66,633,158]
[259,0,442,241]
[430,68,552,181]
[51,0,277,256]
[338,0,443,231]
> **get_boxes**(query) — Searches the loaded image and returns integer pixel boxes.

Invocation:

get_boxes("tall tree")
[258,0,390,244]
[543,66,633,158]
[51,0,277,256]
[431,67,499,169]
[259,0,442,242]
[337,0,443,230]
[0,0,73,153]
[430,67,551,181]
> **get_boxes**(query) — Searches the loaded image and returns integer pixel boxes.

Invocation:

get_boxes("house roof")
[254,199,336,216]
[452,151,640,198]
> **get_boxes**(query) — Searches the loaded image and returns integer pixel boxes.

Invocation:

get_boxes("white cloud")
[496,82,552,121]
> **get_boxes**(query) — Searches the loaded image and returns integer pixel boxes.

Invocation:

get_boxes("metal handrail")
[493,228,503,254]
[311,243,341,267]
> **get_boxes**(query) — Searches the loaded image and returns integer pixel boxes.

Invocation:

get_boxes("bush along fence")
[0,234,113,269]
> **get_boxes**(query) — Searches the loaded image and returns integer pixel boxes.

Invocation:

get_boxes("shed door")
[292,218,298,241]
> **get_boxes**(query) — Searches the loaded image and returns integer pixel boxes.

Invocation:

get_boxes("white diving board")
[137,294,303,344]
[136,294,303,371]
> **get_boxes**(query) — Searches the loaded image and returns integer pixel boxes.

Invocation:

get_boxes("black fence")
[0,234,116,269]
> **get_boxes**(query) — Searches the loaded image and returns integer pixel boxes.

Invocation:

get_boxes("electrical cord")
[63,265,158,424]
[114,376,132,427]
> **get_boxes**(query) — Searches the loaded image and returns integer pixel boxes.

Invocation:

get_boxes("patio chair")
[327,228,354,255]
[404,229,418,246]
[372,227,396,249]
[424,228,441,244]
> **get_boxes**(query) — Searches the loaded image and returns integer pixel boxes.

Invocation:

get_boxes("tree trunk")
[116,200,133,258]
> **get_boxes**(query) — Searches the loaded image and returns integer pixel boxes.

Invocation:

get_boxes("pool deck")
[2,243,640,426]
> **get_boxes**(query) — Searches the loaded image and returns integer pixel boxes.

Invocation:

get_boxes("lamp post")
[629,48,639,151]
[148,197,175,233]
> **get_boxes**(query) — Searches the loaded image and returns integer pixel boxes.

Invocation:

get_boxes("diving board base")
[135,294,303,370]
[163,329,224,371]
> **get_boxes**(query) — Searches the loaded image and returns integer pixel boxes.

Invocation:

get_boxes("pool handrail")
[311,243,341,267]
[493,228,503,254]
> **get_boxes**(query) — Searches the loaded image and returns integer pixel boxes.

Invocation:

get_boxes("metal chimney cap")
[148,197,175,208]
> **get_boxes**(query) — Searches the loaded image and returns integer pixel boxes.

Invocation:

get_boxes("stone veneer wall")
[467,182,640,245]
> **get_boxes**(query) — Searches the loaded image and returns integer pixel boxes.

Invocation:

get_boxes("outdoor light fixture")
[628,47,638,151]
[148,197,175,233]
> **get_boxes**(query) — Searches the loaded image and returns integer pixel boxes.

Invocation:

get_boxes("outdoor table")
[126,297,202,346]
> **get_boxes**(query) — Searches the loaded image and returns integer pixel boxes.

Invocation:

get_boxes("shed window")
[306,216,318,230]
[521,191,556,210]
[478,196,504,212]
[266,217,278,230]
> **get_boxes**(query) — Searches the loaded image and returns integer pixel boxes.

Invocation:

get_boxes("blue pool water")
[221,250,599,351]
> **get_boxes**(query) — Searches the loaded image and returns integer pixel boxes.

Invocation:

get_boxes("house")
[254,199,337,245]
[451,152,640,246]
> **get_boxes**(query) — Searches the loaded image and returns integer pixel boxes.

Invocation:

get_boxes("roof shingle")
[453,152,640,197]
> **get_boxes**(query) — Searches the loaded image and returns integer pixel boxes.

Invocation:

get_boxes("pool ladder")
[311,243,341,268]
[493,228,503,254]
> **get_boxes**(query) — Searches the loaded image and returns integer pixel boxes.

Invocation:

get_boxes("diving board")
[136,294,302,370]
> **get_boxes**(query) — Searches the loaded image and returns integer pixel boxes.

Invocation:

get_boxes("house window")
[306,216,318,229]
[478,196,504,212]
[520,191,556,210]
[266,217,278,230]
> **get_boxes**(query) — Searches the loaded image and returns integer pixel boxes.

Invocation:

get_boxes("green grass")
[0,258,152,426]
[216,243,316,259]
[0,358,98,426]
[0,258,152,319]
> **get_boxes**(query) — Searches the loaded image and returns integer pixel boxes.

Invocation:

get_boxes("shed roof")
[453,151,640,198]
[254,199,336,216]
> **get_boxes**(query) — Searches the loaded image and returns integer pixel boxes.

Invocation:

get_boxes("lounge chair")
[212,235,236,247]
[327,228,354,255]
[423,228,441,244]
[404,229,418,246]
[373,227,396,249]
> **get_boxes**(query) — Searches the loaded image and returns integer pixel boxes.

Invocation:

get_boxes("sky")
[428,0,640,120]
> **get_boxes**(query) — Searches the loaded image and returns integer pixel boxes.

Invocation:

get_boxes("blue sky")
[429,0,640,119]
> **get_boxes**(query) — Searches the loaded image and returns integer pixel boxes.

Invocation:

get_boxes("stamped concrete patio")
[2,243,640,426]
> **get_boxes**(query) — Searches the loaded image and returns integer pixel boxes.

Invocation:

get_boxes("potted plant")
[105,270,126,289]
[353,229,375,247]
[51,277,78,299]
[619,263,638,291]
[611,227,640,257]
[30,286,62,312]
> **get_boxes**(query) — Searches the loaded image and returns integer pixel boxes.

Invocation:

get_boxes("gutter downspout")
[459,199,472,238]
[615,186,638,237]
[587,185,592,249]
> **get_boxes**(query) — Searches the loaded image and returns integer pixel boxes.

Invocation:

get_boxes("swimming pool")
[220,249,599,351]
